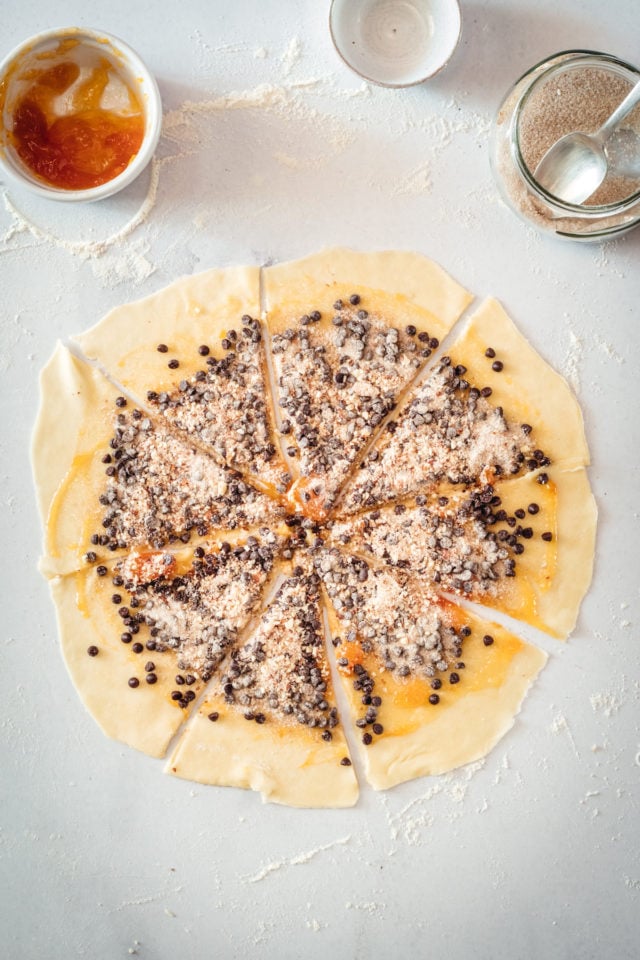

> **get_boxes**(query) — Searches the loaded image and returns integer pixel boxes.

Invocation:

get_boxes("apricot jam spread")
[2,38,145,190]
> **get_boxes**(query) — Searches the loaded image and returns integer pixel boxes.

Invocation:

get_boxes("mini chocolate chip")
[483,635,494,646]
[144,661,155,672]
[157,343,168,353]
[128,678,139,688]
[333,299,343,310]
[208,712,219,722]
[132,642,143,654]
[514,508,526,519]
[371,696,382,707]
[120,632,132,643]
[111,594,122,604]
[481,386,493,397]
[168,359,179,369]
[198,344,210,356]
[429,337,439,349]
[522,423,532,434]
[537,473,549,484]
[96,565,107,577]
[405,324,417,336]
[449,672,460,684]
[87,646,99,657]
[85,551,97,563]
[542,531,553,541]
[429,694,440,705]
[372,723,383,735]
[340,757,352,766]
[485,347,496,358]
[145,673,157,685]
[491,360,504,372]
[349,293,360,305]
[456,662,465,669]
[362,733,373,745]
[171,691,183,701]
[431,679,442,690]
[115,396,127,407]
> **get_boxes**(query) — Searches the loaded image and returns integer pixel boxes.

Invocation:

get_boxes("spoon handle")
[597,79,640,142]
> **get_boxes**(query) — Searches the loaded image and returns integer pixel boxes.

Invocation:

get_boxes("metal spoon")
[534,78,640,204]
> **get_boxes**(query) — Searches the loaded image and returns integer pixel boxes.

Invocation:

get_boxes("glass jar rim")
[512,49,640,214]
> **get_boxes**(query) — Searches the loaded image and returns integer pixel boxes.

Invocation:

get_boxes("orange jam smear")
[286,476,331,522]
[7,39,145,190]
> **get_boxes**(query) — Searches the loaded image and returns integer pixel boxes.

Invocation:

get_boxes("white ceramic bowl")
[0,27,162,201]
[330,0,462,87]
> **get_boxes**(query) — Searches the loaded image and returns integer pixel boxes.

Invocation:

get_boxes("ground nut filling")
[217,569,340,732]
[315,548,467,682]
[330,480,544,598]
[341,359,548,513]
[148,316,289,489]
[271,299,432,505]
[94,410,284,552]
[119,537,278,682]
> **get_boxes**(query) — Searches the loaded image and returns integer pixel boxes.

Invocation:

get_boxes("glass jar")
[491,50,640,241]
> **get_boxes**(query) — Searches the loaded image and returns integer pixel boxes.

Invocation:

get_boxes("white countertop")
[2,1,639,958]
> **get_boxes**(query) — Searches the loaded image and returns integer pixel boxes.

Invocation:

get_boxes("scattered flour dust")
[345,901,386,916]
[548,713,581,760]
[281,36,303,77]
[560,318,584,394]
[244,835,351,883]
[590,690,624,717]
[1,157,161,266]
[382,759,486,844]
[391,160,433,197]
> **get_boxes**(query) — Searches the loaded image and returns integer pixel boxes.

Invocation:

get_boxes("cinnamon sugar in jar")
[491,50,640,241]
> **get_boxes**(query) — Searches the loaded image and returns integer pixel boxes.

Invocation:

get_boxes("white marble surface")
[1,1,639,958]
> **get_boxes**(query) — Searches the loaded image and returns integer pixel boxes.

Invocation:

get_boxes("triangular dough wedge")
[33,345,284,578]
[167,568,358,807]
[264,249,472,515]
[316,548,546,790]
[120,536,281,677]
[73,266,289,490]
[50,563,205,759]
[443,298,589,470]
[340,358,550,516]
[331,465,596,639]
[463,467,596,639]
[49,535,282,758]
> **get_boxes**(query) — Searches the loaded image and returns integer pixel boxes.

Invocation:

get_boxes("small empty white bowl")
[0,27,162,201]
[330,0,461,87]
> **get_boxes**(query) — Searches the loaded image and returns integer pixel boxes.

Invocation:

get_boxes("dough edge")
[451,297,590,469]
[166,698,359,808]
[50,572,200,759]
[364,642,547,790]
[263,247,474,336]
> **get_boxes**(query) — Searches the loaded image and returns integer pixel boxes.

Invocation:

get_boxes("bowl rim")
[0,26,162,202]
[328,0,462,88]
